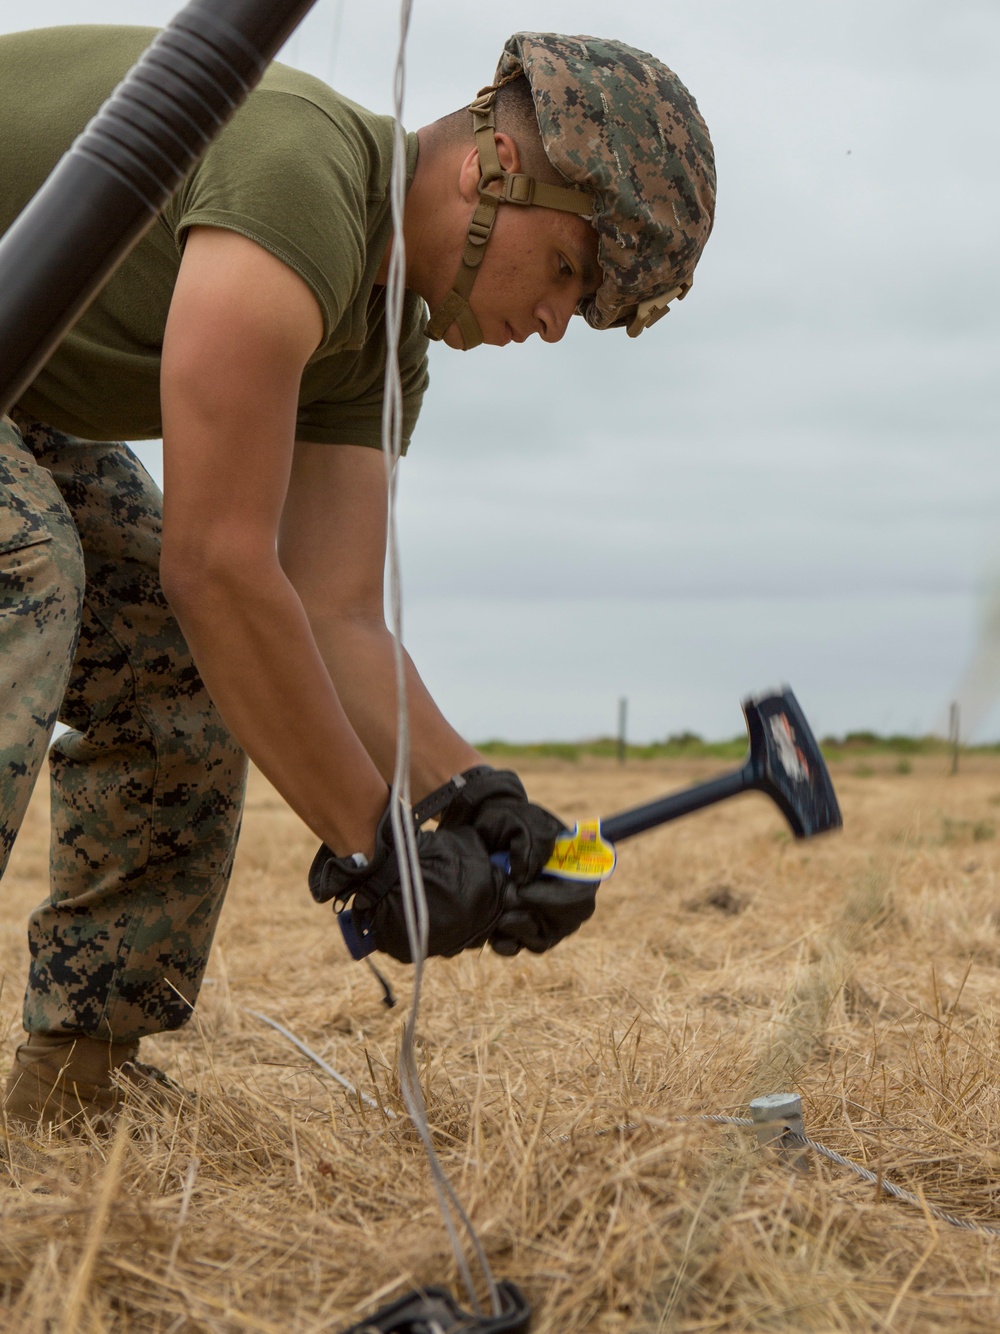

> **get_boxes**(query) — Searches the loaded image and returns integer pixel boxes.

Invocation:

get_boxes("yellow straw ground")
[4,754,1000,1331]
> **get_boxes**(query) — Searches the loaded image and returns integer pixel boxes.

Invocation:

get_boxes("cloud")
[5,0,998,738]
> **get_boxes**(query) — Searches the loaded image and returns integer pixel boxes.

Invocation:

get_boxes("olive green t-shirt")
[0,25,429,448]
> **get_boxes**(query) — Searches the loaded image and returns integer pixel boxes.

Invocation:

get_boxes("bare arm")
[159,227,390,855]
[278,440,482,793]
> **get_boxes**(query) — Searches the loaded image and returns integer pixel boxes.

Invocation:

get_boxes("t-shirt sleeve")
[163,91,367,341]
[161,87,428,452]
[295,292,430,452]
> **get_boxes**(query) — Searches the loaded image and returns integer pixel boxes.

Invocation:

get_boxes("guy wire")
[380,2,502,1316]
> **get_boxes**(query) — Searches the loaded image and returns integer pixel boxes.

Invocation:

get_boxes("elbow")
[159,534,270,626]
[159,544,212,624]
[302,590,387,640]
[290,567,387,638]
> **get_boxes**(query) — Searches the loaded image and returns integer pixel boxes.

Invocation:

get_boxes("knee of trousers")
[0,524,85,871]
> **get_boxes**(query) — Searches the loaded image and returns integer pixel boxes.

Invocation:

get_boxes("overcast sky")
[4,1,999,742]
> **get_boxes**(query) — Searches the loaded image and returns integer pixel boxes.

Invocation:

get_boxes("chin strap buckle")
[626,283,690,338]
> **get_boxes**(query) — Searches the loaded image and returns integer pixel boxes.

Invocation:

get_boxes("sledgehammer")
[338,688,841,958]
[498,686,842,886]
[604,685,841,843]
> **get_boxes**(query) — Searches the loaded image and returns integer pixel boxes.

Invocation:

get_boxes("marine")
[0,24,715,1127]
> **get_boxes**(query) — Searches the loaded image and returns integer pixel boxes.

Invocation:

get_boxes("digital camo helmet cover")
[495,33,716,334]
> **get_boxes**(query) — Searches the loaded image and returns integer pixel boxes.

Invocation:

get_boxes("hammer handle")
[600,767,749,843]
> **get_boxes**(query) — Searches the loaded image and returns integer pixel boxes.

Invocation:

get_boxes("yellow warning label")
[543,820,617,882]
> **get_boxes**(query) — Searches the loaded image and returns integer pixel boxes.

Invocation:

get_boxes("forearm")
[165,559,388,856]
[310,611,482,797]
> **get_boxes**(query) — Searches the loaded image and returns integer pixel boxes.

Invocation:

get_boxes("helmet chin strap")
[424,88,594,350]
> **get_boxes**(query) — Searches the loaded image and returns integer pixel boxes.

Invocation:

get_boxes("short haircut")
[429,75,566,186]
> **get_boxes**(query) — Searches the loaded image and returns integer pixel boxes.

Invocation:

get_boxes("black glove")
[489,876,598,956]
[426,766,565,884]
[309,804,507,963]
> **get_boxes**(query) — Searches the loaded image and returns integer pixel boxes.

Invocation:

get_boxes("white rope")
[380,3,502,1315]
[325,0,345,87]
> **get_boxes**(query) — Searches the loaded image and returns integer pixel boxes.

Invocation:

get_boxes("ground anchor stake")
[750,1092,809,1172]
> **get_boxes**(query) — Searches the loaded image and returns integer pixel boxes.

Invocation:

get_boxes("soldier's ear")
[457,146,482,203]
[457,133,522,203]
[492,132,521,174]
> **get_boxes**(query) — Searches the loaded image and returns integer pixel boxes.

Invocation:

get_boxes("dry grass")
[5,753,1000,1331]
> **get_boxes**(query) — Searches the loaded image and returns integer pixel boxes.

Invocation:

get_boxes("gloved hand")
[489,876,598,956]
[309,803,507,963]
[431,766,565,884]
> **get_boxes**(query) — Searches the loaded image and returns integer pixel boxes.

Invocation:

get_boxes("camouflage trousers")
[0,411,247,1042]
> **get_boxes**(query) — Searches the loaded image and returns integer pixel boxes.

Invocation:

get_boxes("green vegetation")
[819,731,945,760]
[939,816,996,844]
[477,732,749,764]
[476,730,990,764]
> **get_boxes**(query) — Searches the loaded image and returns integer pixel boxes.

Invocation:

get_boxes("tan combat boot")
[2,1032,184,1131]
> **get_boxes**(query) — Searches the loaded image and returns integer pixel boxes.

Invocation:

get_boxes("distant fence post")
[617,697,627,765]
[949,701,960,775]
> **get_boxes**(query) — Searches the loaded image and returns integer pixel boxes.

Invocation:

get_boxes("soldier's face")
[441,205,600,351]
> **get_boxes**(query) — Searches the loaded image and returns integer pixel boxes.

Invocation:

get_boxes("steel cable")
[378,2,503,1316]
[249,1008,1000,1242]
[586,1114,1000,1239]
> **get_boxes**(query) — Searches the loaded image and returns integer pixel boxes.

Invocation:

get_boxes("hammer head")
[742,688,842,838]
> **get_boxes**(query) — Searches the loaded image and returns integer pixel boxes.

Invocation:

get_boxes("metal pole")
[949,701,960,776]
[617,696,627,765]
[0,0,321,417]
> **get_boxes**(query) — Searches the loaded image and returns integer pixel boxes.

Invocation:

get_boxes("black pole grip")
[0,0,320,418]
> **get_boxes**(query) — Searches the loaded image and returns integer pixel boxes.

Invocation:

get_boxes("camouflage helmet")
[424,32,715,349]
[496,33,716,335]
